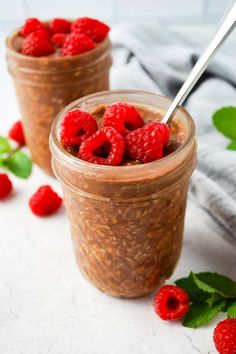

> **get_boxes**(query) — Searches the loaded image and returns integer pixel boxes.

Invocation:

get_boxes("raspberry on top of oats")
[19,17,110,57]
[59,103,170,166]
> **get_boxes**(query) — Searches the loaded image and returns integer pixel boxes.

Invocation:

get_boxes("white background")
[0,0,235,30]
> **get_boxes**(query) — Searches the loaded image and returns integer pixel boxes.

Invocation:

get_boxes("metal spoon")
[162,2,236,124]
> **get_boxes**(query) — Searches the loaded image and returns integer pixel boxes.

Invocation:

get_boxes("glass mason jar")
[50,90,197,298]
[6,28,112,175]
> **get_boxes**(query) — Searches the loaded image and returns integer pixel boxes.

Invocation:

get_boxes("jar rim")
[50,90,196,175]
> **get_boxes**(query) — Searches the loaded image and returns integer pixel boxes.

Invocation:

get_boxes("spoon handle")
[162,2,236,124]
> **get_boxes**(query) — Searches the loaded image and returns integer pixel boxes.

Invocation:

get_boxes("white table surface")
[0,30,235,354]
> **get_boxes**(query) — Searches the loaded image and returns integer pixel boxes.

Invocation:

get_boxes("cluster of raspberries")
[1,121,62,216]
[60,103,170,166]
[20,17,110,57]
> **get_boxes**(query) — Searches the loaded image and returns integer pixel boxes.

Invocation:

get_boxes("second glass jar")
[7,29,112,175]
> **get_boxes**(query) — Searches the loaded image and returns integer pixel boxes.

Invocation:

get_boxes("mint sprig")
[0,136,11,154]
[213,106,236,150]
[6,151,32,179]
[183,301,225,329]
[0,136,32,179]
[227,302,236,318]
[175,271,236,328]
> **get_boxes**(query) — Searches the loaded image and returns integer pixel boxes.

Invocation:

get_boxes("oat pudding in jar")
[6,17,112,175]
[50,90,197,298]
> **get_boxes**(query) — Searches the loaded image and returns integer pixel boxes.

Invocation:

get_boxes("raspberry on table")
[51,33,67,48]
[154,285,190,321]
[49,18,71,34]
[0,173,13,200]
[103,103,144,135]
[79,127,125,166]
[61,33,96,56]
[125,122,164,163]
[213,318,236,354]
[22,30,55,57]
[20,18,49,37]
[72,17,110,43]
[29,185,62,217]
[8,120,25,145]
[60,109,98,148]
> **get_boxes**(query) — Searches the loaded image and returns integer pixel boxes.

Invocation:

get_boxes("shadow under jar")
[6,29,112,175]
[50,90,197,298]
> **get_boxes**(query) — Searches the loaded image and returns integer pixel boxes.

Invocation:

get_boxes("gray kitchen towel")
[110,23,236,241]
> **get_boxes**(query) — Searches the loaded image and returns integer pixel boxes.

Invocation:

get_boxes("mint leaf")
[0,136,11,154]
[227,141,236,151]
[6,151,32,179]
[0,155,4,167]
[227,301,236,318]
[176,272,209,303]
[193,272,236,298]
[183,301,225,328]
[206,293,223,307]
[213,107,236,140]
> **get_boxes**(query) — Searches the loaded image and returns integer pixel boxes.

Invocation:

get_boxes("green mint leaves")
[6,151,32,178]
[183,301,225,329]
[213,106,236,150]
[0,136,32,179]
[175,271,236,328]
[227,302,236,318]
[0,136,11,154]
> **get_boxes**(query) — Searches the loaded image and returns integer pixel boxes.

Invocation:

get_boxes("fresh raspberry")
[60,109,98,148]
[22,30,55,57]
[153,122,170,147]
[103,103,144,135]
[8,120,25,145]
[154,285,190,321]
[49,18,71,34]
[0,173,13,200]
[20,18,49,37]
[51,33,67,48]
[79,127,125,166]
[61,33,96,56]
[125,122,165,163]
[72,17,110,43]
[29,185,62,217]
[213,318,236,354]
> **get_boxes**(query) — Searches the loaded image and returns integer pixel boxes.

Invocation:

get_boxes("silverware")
[162,2,236,124]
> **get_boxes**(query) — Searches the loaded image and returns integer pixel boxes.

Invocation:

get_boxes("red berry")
[152,122,170,147]
[103,103,144,135]
[29,185,62,217]
[21,18,49,37]
[22,30,55,57]
[213,318,236,354]
[0,173,13,200]
[49,18,71,34]
[72,17,110,43]
[61,32,96,56]
[8,120,25,145]
[51,33,67,48]
[60,109,98,148]
[125,122,164,163]
[79,127,125,166]
[154,285,190,321]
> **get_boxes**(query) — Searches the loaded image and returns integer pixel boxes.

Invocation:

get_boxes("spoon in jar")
[162,2,236,124]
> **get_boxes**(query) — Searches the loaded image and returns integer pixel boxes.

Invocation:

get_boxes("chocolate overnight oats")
[50,91,197,298]
[6,18,112,174]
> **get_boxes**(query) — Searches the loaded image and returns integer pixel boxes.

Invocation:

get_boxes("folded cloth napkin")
[110,23,236,242]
